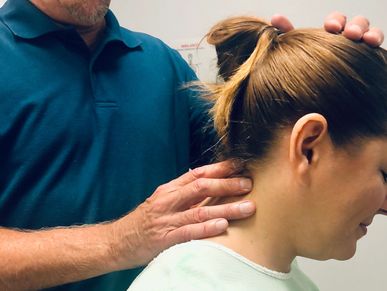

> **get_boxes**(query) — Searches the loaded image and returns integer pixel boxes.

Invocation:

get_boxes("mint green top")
[128,240,319,291]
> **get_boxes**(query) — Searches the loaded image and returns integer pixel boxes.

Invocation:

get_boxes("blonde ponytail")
[206,17,280,145]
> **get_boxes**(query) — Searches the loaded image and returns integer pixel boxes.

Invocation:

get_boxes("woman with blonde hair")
[128,16,387,291]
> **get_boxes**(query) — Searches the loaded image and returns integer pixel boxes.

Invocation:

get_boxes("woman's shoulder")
[128,240,257,291]
[128,241,320,291]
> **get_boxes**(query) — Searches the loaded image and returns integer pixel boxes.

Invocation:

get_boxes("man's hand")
[0,161,253,290]
[324,12,384,47]
[271,12,384,47]
[111,161,255,269]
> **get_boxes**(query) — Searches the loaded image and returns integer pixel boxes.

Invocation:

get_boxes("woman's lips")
[379,208,387,215]
[359,223,368,235]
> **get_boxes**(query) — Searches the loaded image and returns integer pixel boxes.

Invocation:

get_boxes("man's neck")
[75,21,106,49]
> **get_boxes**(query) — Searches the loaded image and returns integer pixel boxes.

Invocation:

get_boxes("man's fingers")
[363,27,384,47]
[171,200,256,243]
[176,201,256,226]
[273,12,383,47]
[169,219,229,244]
[271,14,294,33]
[176,177,252,208]
[324,11,347,33]
[342,24,363,41]
[324,13,383,47]
[169,160,243,188]
[349,15,370,31]
[343,15,370,41]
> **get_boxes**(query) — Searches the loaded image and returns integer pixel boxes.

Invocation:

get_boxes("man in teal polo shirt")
[0,1,257,289]
[0,0,383,290]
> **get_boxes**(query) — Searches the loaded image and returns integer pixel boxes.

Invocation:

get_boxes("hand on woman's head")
[324,12,384,47]
[270,12,384,47]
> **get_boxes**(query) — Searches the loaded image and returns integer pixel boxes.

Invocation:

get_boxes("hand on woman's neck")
[205,162,298,273]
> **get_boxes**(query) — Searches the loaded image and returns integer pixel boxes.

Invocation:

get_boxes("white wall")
[110,0,387,48]
[110,1,387,291]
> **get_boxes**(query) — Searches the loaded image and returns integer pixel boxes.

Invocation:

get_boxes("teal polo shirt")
[0,0,214,289]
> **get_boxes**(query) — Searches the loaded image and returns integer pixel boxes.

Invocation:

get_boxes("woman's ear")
[289,113,329,178]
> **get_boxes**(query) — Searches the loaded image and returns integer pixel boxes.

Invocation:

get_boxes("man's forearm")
[0,161,256,290]
[0,222,123,290]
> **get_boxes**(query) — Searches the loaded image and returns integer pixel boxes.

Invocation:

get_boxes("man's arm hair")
[0,161,255,290]
[0,223,121,290]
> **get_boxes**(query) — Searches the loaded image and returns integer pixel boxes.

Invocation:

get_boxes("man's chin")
[65,3,109,27]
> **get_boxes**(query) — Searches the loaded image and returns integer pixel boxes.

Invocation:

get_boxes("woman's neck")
[205,164,297,273]
[207,211,295,273]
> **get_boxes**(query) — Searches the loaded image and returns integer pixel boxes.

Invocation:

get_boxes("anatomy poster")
[171,38,219,83]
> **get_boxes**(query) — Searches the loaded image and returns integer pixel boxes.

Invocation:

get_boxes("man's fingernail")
[215,219,228,231]
[331,19,342,30]
[348,24,362,35]
[192,166,205,176]
[238,201,255,215]
[240,179,252,191]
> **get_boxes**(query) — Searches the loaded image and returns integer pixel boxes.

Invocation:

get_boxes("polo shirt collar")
[0,0,142,49]
[1,0,68,38]
[104,10,142,49]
